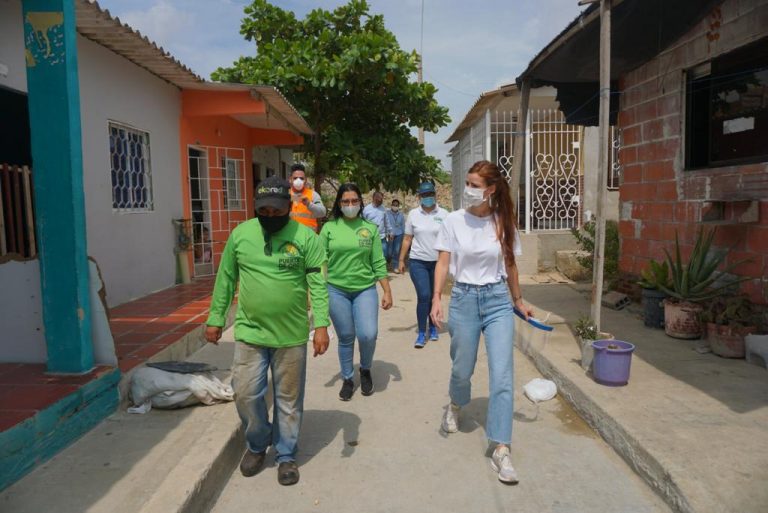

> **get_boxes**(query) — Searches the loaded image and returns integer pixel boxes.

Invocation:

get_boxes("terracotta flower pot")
[663,300,703,339]
[707,324,757,358]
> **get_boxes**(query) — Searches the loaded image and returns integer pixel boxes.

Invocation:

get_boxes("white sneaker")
[491,445,519,484]
[441,403,460,433]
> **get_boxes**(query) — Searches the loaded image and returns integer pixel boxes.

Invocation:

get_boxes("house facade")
[447,83,619,273]
[515,0,767,304]
[614,0,768,305]
[0,0,311,364]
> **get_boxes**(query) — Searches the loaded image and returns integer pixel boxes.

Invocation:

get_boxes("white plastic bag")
[523,378,557,403]
[128,366,234,412]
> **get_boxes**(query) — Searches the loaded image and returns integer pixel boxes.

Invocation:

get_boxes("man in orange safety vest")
[289,163,326,232]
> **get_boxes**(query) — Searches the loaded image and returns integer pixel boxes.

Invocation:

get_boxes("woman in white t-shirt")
[430,160,534,485]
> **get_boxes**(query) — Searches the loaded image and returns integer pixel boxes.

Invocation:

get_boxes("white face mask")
[341,205,360,218]
[292,178,305,190]
[391,206,399,212]
[463,186,487,208]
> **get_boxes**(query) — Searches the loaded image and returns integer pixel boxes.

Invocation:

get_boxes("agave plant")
[637,259,670,290]
[658,228,750,303]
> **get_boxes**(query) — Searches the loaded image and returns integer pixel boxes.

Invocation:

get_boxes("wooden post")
[12,165,24,255]
[591,0,612,331]
[0,165,6,255]
[23,166,36,257]
[510,79,531,215]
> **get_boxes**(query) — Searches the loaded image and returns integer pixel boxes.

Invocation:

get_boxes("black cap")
[255,176,291,210]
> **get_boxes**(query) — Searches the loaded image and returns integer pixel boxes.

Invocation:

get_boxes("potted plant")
[574,315,613,371]
[637,259,670,329]
[658,228,750,340]
[701,295,759,358]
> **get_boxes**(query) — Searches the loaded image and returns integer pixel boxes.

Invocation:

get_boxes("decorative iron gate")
[528,110,582,231]
[491,109,583,232]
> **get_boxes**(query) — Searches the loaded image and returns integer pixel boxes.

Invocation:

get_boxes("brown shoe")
[277,461,300,486]
[239,450,266,477]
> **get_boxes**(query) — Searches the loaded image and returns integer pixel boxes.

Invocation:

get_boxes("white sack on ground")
[128,366,234,412]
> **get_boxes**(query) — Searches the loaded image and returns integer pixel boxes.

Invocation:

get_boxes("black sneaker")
[339,378,354,401]
[360,368,374,396]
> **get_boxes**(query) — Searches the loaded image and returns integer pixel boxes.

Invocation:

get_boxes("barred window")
[109,122,153,211]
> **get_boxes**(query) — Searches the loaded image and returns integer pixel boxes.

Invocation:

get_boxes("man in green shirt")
[205,176,330,486]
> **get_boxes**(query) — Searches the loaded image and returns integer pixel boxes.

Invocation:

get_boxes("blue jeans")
[447,281,515,444]
[232,342,307,463]
[408,258,436,333]
[380,238,388,265]
[387,234,404,267]
[328,284,379,380]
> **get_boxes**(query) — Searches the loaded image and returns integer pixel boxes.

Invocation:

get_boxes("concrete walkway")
[10,272,764,512]
[519,277,768,513]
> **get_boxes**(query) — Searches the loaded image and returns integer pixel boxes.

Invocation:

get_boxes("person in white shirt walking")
[396,182,448,348]
[430,160,534,485]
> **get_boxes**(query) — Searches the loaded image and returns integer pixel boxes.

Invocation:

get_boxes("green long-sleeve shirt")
[320,217,388,292]
[206,218,329,348]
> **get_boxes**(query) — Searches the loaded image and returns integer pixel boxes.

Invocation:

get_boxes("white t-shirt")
[434,209,523,285]
[404,205,449,261]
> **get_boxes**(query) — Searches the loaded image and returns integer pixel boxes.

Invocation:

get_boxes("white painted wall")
[252,146,292,181]
[77,36,183,307]
[0,259,46,362]
[0,1,27,93]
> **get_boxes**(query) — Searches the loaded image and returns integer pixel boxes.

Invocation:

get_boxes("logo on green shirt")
[278,241,302,270]
[356,227,373,248]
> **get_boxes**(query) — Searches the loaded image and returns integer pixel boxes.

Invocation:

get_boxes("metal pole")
[591,0,611,331]
[418,0,425,146]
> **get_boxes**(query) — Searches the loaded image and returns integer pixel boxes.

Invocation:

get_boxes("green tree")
[212,0,450,191]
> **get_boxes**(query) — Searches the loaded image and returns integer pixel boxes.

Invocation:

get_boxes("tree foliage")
[212,0,450,191]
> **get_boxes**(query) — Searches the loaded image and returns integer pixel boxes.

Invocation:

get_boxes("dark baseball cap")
[255,176,291,210]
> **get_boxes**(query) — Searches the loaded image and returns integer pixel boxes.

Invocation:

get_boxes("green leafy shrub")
[570,220,619,286]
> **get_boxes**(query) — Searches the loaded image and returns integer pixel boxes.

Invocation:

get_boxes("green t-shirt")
[206,218,329,348]
[320,217,388,292]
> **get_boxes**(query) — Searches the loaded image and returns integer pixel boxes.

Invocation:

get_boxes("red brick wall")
[617,0,768,305]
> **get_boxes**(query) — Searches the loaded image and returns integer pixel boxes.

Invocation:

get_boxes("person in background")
[321,183,393,401]
[205,176,330,486]
[384,198,405,272]
[430,160,534,485]
[362,191,388,261]
[396,182,448,348]
[289,163,326,232]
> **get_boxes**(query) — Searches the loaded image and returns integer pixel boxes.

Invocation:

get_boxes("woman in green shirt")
[320,183,393,401]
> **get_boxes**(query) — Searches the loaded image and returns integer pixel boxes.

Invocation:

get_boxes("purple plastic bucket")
[591,340,635,386]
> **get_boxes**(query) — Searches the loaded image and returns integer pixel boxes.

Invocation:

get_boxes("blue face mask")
[421,197,436,208]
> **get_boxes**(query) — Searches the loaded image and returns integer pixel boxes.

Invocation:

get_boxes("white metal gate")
[188,146,247,277]
[491,109,583,232]
[528,110,582,231]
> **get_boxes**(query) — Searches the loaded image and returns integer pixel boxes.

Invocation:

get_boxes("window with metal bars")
[109,122,153,212]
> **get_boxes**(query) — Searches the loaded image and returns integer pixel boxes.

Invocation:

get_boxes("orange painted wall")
[180,114,254,274]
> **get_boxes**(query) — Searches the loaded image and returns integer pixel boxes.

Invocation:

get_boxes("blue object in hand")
[513,307,554,332]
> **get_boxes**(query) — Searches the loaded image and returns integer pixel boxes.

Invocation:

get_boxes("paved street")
[211,273,669,513]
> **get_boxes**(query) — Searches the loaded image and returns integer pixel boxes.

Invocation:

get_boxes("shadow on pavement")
[299,409,361,463]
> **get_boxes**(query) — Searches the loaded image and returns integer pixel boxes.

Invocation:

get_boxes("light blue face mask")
[420,196,436,208]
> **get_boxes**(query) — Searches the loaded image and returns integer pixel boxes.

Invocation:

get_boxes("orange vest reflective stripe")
[290,187,318,230]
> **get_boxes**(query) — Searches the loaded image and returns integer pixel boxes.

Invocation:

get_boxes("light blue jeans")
[447,281,515,444]
[232,342,307,463]
[328,284,379,380]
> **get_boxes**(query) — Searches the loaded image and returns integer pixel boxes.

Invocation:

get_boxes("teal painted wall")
[0,369,120,491]
[22,0,93,373]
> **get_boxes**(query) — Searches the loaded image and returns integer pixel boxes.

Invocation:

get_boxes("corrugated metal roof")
[75,0,312,135]
[444,84,517,143]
